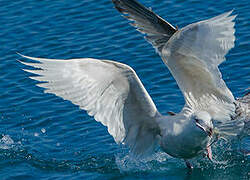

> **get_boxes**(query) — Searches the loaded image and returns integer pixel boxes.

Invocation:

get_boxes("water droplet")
[27,155,32,160]
[1,135,14,145]
[0,135,14,149]
[34,132,39,137]
[56,142,60,146]
[41,128,46,133]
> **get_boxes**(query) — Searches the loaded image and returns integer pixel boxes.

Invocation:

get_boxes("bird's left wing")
[162,11,237,123]
[112,0,177,53]
[19,55,160,156]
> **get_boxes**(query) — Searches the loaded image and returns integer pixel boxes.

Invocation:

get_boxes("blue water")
[0,0,249,179]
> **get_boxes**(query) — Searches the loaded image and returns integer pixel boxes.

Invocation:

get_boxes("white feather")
[162,11,237,122]
[19,55,159,155]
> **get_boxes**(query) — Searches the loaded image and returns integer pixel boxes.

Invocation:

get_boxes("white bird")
[19,55,213,169]
[18,0,249,169]
[112,0,249,155]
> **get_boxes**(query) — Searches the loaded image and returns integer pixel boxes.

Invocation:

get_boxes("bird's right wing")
[112,0,177,53]
[19,55,160,156]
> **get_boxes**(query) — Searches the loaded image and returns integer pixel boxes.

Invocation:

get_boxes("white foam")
[0,135,14,149]
[41,128,46,133]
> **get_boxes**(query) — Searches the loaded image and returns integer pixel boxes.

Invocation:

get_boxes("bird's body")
[19,0,249,169]
[158,110,211,159]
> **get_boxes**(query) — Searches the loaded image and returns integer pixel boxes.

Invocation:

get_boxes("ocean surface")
[0,0,249,179]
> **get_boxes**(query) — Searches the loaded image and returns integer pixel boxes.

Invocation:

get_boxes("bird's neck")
[156,110,192,137]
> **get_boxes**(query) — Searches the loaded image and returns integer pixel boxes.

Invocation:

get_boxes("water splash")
[115,150,177,173]
[41,128,46,134]
[0,135,14,149]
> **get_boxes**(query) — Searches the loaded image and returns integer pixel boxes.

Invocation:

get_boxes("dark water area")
[0,0,249,179]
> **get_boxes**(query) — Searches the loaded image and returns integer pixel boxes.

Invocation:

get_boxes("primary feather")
[112,0,177,53]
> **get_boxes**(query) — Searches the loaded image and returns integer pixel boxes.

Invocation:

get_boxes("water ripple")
[0,0,249,179]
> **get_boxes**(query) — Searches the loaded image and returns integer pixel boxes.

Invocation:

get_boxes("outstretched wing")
[162,11,237,122]
[19,55,160,155]
[112,0,177,53]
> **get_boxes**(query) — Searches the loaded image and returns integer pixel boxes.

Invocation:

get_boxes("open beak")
[196,122,213,137]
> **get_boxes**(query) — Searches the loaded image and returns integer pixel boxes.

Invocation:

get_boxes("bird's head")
[192,111,213,137]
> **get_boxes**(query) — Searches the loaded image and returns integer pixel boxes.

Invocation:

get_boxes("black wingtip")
[115,5,126,13]
[111,0,177,54]
[112,0,125,13]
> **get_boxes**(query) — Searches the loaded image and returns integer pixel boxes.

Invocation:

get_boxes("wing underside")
[162,11,237,124]
[19,55,160,155]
